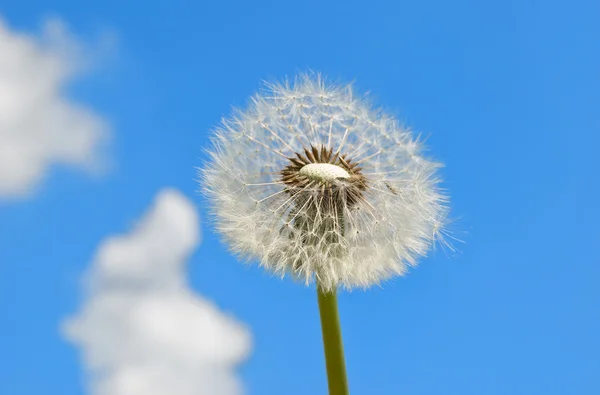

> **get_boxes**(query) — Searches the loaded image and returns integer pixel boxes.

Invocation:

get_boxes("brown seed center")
[280,144,367,207]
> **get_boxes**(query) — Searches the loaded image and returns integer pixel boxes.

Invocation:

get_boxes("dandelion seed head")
[200,74,450,291]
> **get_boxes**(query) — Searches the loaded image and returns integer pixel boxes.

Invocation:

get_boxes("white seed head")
[200,74,451,291]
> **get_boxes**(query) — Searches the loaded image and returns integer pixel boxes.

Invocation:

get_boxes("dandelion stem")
[317,284,349,395]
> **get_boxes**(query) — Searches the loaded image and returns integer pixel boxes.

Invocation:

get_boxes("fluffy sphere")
[201,75,450,290]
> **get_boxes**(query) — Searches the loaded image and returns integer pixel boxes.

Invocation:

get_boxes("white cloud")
[63,189,252,395]
[0,16,111,199]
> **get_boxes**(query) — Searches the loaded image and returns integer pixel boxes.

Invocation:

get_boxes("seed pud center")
[298,163,351,182]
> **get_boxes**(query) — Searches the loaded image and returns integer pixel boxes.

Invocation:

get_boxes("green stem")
[317,284,349,395]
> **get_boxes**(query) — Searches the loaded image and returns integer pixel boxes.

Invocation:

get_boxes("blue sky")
[1,0,599,394]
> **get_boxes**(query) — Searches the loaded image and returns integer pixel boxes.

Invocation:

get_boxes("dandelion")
[200,74,450,394]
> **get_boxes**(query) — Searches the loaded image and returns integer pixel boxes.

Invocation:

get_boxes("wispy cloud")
[63,189,252,395]
[0,16,111,199]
